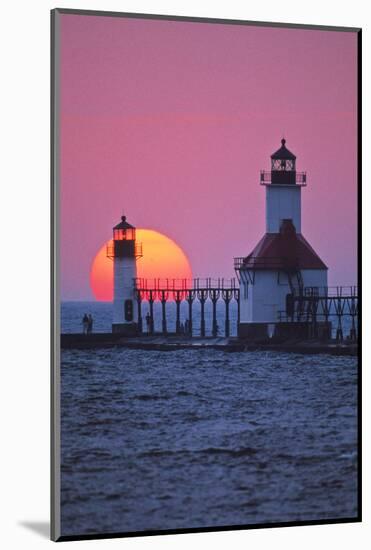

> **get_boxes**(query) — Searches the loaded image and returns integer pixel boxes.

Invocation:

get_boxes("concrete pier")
[61,333,357,356]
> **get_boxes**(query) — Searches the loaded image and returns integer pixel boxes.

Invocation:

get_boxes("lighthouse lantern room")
[236,139,328,340]
[108,215,142,334]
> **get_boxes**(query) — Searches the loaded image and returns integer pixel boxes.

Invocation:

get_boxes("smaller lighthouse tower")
[108,215,142,334]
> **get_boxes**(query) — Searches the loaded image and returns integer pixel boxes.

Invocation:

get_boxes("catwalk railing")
[260,170,307,186]
[133,281,358,342]
[278,286,358,342]
[134,278,240,337]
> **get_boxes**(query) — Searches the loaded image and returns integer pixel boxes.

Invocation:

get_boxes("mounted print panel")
[51,8,361,542]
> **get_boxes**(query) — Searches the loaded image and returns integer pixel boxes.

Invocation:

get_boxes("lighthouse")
[107,215,142,334]
[235,139,328,339]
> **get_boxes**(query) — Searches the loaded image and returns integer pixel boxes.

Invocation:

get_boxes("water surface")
[61,346,358,536]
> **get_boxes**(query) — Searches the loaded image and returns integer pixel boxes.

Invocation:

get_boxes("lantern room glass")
[271,158,296,171]
[113,228,136,240]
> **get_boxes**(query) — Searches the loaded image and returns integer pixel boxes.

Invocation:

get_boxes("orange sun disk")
[90,229,193,301]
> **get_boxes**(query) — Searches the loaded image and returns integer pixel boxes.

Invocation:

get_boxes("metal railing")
[106,244,114,258]
[135,242,143,258]
[302,285,358,298]
[260,170,307,186]
[134,277,238,291]
[234,256,300,270]
[133,277,240,338]
[277,285,359,341]
[106,241,143,259]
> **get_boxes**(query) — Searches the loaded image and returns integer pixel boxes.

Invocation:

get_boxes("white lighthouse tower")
[108,215,142,334]
[235,139,328,339]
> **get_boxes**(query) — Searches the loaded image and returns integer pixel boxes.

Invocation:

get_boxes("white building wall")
[240,268,328,324]
[301,269,328,289]
[113,257,137,325]
[266,185,301,233]
[239,279,253,323]
[246,271,290,323]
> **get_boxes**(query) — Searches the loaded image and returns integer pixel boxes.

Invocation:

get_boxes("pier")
[61,333,357,355]
[279,285,358,342]
[133,280,358,344]
[61,283,358,355]
[134,278,240,338]
[78,141,359,357]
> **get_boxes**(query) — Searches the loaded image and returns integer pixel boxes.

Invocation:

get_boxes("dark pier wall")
[60,333,357,356]
[238,321,332,342]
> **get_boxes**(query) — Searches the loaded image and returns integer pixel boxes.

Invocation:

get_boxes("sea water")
[61,300,240,336]
[60,302,358,536]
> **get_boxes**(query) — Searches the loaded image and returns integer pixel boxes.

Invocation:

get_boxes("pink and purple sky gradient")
[60,14,358,301]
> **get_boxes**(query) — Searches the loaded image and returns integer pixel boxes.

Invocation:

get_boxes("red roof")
[242,221,327,270]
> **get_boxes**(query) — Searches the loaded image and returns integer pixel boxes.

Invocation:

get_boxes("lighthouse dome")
[113,215,135,231]
[271,138,296,161]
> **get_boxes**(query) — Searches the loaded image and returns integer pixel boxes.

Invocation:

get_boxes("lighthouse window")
[113,229,125,240]
[124,299,134,321]
[271,159,295,171]
[126,228,135,240]
[113,228,135,240]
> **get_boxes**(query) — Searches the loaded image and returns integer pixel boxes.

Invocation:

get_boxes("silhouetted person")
[145,312,151,333]
[82,313,89,335]
[184,319,189,334]
[87,314,93,334]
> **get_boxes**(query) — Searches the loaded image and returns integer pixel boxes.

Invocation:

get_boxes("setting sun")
[90,229,192,301]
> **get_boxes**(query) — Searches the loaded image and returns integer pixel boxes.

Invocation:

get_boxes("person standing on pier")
[82,313,89,335]
[87,314,93,334]
[145,312,151,333]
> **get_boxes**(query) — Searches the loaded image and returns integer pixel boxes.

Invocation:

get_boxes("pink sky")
[59,14,358,300]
